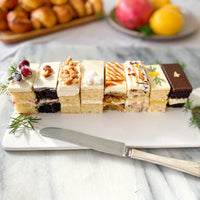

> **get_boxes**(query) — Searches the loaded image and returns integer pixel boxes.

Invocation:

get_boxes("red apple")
[115,0,153,30]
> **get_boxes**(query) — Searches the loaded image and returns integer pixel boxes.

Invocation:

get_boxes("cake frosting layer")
[124,61,150,97]
[7,63,40,93]
[105,62,126,95]
[34,62,60,90]
[57,60,81,97]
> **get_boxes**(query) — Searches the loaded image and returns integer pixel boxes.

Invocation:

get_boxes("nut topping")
[42,65,53,78]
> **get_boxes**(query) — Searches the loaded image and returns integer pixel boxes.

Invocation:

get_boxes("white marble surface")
[0,0,200,200]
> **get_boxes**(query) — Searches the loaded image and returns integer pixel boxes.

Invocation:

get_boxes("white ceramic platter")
[2,107,200,151]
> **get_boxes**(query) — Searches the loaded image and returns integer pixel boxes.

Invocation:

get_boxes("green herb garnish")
[7,63,18,81]
[185,99,200,128]
[0,83,8,95]
[137,25,153,37]
[155,60,162,65]
[8,114,41,134]
[174,59,186,70]
[149,65,166,86]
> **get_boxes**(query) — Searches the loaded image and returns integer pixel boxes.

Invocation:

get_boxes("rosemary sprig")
[137,25,153,37]
[0,83,8,95]
[7,63,18,81]
[154,76,166,86]
[8,114,41,134]
[185,99,200,128]
[149,65,156,72]
[155,60,162,65]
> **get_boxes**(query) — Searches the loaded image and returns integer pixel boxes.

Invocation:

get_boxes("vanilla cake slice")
[124,61,150,112]
[104,62,127,111]
[7,63,40,114]
[145,65,170,112]
[57,57,81,113]
[34,62,60,113]
[81,60,104,113]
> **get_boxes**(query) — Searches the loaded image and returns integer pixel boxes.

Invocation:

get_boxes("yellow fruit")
[161,4,182,16]
[151,0,171,10]
[117,0,121,5]
[149,9,183,35]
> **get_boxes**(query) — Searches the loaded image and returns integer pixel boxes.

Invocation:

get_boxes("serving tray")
[0,15,99,44]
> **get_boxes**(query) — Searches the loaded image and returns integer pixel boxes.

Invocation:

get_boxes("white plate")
[108,8,199,40]
[2,107,200,151]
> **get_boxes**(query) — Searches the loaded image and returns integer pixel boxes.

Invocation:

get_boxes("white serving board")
[2,107,200,151]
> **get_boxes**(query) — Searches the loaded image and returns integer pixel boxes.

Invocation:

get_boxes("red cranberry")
[18,60,30,70]
[21,66,32,77]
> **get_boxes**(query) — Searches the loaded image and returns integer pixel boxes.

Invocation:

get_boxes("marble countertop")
[0,0,200,199]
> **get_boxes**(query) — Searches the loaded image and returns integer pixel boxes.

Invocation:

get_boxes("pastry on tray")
[7,63,40,114]
[124,61,150,112]
[57,57,81,113]
[161,63,193,107]
[81,60,104,113]
[33,62,60,113]
[104,62,127,111]
[145,65,170,112]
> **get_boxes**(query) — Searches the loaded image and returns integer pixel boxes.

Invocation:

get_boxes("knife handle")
[130,149,200,177]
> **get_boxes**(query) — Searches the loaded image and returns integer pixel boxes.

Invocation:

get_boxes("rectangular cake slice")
[145,65,170,112]
[34,62,60,113]
[81,60,104,113]
[161,64,193,107]
[104,62,126,111]
[57,57,81,113]
[7,63,40,114]
[124,61,150,112]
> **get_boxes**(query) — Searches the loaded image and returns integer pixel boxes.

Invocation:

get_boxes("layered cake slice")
[57,57,81,113]
[124,61,150,112]
[7,63,40,114]
[34,62,60,113]
[161,63,193,107]
[104,62,127,111]
[81,60,104,113]
[145,65,170,112]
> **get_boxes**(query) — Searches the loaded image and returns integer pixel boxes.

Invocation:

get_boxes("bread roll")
[0,9,8,30]
[0,0,18,11]
[69,0,85,17]
[50,0,68,6]
[7,10,32,33]
[53,4,73,24]
[21,0,45,12]
[31,6,57,29]
[85,1,93,16]
[88,0,103,14]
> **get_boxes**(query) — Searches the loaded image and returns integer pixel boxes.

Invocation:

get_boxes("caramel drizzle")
[105,80,124,88]
[106,62,125,81]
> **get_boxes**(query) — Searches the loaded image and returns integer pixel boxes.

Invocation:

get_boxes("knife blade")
[40,127,200,177]
[40,127,128,157]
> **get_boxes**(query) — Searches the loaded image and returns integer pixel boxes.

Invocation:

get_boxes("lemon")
[161,4,182,16]
[151,0,171,10]
[149,9,183,35]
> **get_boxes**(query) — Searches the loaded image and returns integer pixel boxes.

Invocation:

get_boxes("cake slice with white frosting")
[7,63,40,114]
[124,61,150,112]
[145,65,170,112]
[57,57,81,113]
[81,60,104,113]
[34,62,60,113]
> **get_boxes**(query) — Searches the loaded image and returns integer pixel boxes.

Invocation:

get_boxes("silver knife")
[40,127,200,177]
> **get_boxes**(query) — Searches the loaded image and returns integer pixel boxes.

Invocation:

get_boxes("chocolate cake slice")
[34,62,61,113]
[161,64,193,107]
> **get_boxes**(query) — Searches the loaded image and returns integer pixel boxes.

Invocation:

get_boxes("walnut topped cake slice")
[81,60,104,113]
[57,57,81,113]
[124,61,150,112]
[104,62,127,111]
[145,65,170,112]
[34,62,60,113]
[7,63,40,114]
